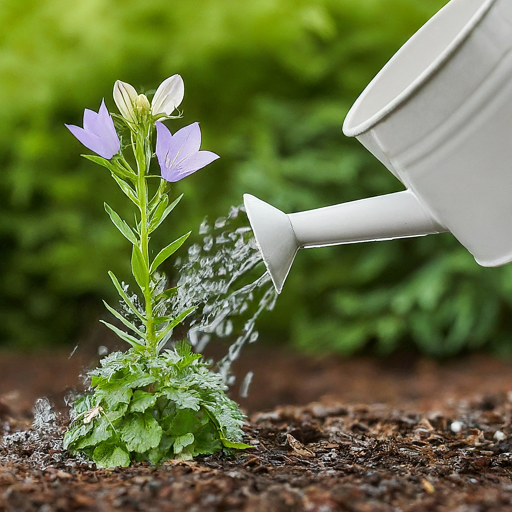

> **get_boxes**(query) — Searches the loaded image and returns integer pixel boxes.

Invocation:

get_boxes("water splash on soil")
[1,398,87,469]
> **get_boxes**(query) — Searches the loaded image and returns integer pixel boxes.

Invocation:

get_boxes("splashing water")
[1,398,88,469]
[172,204,277,391]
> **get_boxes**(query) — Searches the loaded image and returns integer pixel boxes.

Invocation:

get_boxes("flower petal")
[66,100,120,159]
[152,75,184,116]
[65,124,111,158]
[179,151,219,173]
[113,80,138,122]
[166,122,201,165]
[156,122,174,171]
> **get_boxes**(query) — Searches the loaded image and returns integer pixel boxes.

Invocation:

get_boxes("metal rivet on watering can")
[245,0,512,293]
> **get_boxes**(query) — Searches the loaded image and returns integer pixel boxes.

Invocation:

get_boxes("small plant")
[63,76,250,467]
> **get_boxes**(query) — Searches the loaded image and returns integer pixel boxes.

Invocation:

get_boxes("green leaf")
[154,287,178,305]
[82,154,116,171]
[112,173,138,204]
[220,439,252,450]
[103,301,145,338]
[63,422,95,451]
[163,388,201,411]
[108,271,145,322]
[96,386,133,410]
[148,194,183,233]
[93,443,130,468]
[123,373,158,389]
[193,422,222,456]
[100,320,145,350]
[166,408,201,437]
[129,390,159,413]
[120,412,163,453]
[148,194,168,232]
[156,306,196,343]
[131,245,149,291]
[150,232,190,274]
[173,433,194,455]
[104,203,138,245]
[75,416,114,450]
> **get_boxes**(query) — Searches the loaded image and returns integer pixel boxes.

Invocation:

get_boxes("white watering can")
[244,0,512,293]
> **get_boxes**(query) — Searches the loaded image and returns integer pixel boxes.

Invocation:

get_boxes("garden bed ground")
[2,346,512,511]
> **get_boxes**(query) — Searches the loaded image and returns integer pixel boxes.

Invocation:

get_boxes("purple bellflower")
[66,100,120,160]
[156,122,219,182]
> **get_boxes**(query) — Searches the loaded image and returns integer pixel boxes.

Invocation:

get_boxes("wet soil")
[3,347,512,511]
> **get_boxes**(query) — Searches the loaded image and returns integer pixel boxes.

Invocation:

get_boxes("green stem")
[133,130,157,355]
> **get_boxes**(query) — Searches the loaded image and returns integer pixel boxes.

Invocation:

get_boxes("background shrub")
[2,0,511,357]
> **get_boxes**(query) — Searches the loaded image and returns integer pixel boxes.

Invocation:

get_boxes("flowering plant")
[63,76,249,467]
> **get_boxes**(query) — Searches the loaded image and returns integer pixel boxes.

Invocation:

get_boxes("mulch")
[2,347,512,511]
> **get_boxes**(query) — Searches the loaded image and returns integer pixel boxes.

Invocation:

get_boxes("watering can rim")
[343,0,496,138]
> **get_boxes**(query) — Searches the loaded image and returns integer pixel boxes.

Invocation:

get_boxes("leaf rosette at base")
[64,342,250,468]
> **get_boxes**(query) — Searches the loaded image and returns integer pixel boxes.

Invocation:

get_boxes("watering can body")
[244,0,512,293]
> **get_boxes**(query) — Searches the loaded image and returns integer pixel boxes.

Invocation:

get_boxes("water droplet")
[239,371,253,398]
[214,217,226,229]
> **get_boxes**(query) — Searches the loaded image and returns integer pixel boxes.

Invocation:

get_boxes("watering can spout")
[243,194,300,294]
[244,191,447,293]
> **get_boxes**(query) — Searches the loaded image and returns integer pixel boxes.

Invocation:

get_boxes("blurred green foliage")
[2,0,512,356]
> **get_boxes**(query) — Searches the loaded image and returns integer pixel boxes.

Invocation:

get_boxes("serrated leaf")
[120,412,162,453]
[63,422,95,451]
[131,245,149,291]
[163,388,201,411]
[148,194,183,233]
[166,408,201,437]
[103,301,145,338]
[75,416,114,450]
[112,173,138,204]
[193,422,222,456]
[146,434,173,464]
[124,373,158,389]
[129,390,159,413]
[104,203,138,244]
[150,232,190,274]
[93,443,130,468]
[100,320,145,350]
[173,433,194,455]
[108,271,145,322]
[96,386,133,409]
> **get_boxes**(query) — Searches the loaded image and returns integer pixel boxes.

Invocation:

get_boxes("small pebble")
[494,430,506,441]
[450,421,463,433]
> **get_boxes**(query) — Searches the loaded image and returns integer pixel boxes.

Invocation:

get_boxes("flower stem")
[132,130,157,355]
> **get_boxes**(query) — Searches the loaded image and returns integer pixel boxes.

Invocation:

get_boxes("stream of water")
[172,204,277,395]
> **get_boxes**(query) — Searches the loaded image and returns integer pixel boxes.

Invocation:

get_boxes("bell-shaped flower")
[156,122,219,182]
[113,75,184,123]
[113,81,138,123]
[151,75,184,118]
[65,100,120,160]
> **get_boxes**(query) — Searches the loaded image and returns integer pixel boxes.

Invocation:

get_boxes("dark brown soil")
[2,347,512,511]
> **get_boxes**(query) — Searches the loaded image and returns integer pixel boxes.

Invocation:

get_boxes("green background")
[2,0,512,357]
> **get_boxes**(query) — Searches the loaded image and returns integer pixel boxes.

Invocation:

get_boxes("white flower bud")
[135,94,151,116]
[152,75,184,118]
[113,80,138,123]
